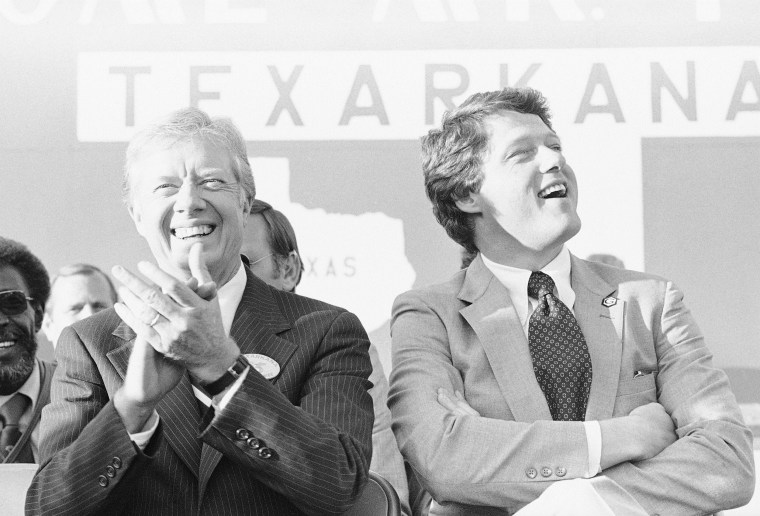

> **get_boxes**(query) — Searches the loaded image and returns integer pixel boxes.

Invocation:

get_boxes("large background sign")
[1,2,758,416]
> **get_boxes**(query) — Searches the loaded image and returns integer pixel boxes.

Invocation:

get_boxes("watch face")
[244,354,281,380]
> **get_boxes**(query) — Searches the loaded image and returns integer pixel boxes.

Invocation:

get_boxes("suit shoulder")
[271,287,345,313]
[69,307,122,337]
[393,269,467,310]
[581,258,671,297]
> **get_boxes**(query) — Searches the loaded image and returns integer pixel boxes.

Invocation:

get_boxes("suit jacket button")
[105,465,116,478]
[555,467,567,477]
[111,457,122,469]
[246,437,261,450]
[235,428,251,440]
[98,475,109,488]
[541,467,552,477]
[258,447,273,459]
[525,468,537,479]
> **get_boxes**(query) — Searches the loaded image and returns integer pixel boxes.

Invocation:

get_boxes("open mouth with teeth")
[0,340,17,350]
[538,184,567,199]
[172,225,216,240]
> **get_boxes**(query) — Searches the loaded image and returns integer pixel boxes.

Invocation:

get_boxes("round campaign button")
[244,353,281,380]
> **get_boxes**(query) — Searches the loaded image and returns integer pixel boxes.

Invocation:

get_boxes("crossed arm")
[388,283,754,515]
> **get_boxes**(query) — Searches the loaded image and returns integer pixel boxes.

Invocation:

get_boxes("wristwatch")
[203,355,250,396]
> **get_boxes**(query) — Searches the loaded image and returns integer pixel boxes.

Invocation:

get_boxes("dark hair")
[46,263,118,314]
[421,87,553,253]
[0,237,50,311]
[249,200,304,291]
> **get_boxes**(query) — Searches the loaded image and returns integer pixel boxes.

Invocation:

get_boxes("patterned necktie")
[528,271,592,421]
[0,392,30,460]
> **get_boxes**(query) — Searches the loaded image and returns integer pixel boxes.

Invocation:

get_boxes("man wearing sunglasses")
[0,237,55,464]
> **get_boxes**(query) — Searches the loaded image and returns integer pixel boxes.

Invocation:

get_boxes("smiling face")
[0,265,39,394]
[127,137,247,286]
[457,110,581,269]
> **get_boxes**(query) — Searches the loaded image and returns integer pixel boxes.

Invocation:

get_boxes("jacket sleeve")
[367,342,412,516]
[596,281,755,515]
[26,326,155,516]
[200,310,375,516]
[388,289,590,512]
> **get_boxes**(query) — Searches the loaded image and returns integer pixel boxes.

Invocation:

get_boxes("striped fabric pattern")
[27,268,374,515]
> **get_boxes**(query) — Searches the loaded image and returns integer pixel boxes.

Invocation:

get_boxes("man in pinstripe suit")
[27,108,374,515]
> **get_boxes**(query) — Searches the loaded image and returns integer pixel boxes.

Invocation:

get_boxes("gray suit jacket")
[27,268,374,515]
[389,254,754,515]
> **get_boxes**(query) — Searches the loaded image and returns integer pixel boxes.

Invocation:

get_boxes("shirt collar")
[481,246,575,326]
[0,358,41,410]
[217,261,247,336]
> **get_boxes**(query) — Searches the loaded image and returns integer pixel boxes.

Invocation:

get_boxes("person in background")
[242,199,413,516]
[388,87,754,515]
[242,200,303,294]
[27,107,373,515]
[0,236,55,463]
[42,263,118,347]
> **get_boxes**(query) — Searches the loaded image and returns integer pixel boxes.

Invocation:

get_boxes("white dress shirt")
[130,262,249,448]
[481,247,602,477]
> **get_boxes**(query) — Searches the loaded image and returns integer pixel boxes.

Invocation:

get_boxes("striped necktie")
[0,392,30,459]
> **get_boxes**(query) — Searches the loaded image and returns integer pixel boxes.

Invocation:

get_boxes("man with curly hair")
[0,236,55,463]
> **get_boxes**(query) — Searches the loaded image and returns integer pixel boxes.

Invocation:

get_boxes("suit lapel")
[570,256,624,421]
[230,269,296,370]
[459,256,552,422]
[198,269,296,488]
[108,322,202,478]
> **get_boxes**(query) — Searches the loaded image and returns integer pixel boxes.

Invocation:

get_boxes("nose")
[173,182,206,214]
[538,146,565,175]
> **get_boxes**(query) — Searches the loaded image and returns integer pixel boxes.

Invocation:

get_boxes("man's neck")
[477,240,565,271]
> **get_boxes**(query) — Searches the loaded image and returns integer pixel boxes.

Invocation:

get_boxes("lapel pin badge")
[244,353,281,380]
[602,296,617,307]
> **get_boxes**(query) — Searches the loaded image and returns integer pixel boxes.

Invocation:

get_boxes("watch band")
[203,355,249,396]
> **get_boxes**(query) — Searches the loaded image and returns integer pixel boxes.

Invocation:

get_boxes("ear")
[280,251,302,293]
[128,204,146,237]
[32,303,44,332]
[455,192,483,214]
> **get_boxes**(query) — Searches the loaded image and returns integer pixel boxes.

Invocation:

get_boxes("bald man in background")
[42,263,118,347]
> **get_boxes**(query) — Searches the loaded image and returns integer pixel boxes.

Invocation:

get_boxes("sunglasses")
[0,290,34,316]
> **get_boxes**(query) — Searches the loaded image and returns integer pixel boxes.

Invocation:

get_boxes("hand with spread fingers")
[111,244,239,432]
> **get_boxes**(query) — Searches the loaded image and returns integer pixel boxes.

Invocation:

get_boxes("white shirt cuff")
[216,366,249,410]
[128,410,159,451]
[584,420,602,477]
[192,366,250,412]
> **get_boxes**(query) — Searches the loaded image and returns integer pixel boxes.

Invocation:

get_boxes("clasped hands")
[111,243,239,432]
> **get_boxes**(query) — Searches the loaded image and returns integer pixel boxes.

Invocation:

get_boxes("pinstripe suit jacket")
[27,268,374,515]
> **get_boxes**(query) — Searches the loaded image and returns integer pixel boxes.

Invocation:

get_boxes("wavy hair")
[422,87,552,253]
